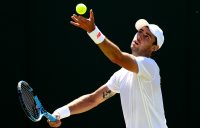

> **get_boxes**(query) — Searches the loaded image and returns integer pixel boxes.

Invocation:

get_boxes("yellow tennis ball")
[76,3,87,15]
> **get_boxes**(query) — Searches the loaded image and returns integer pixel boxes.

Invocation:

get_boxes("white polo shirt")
[106,56,168,128]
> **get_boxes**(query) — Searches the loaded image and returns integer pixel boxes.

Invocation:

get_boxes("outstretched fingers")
[70,14,86,27]
[71,14,79,23]
[70,21,80,27]
[70,9,95,32]
[70,14,81,27]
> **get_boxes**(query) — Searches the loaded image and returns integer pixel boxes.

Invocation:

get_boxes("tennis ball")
[76,3,87,15]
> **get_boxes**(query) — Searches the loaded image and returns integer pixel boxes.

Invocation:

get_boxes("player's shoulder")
[135,56,155,62]
[135,56,158,67]
[113,67,128,76]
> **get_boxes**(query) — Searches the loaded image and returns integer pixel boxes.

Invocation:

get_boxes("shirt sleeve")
[105,68,123,93]
[135,57,158,81]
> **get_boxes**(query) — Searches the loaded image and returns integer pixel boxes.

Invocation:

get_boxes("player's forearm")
[87,26,123,64]
[98,38,123,63]
[66,94,98,115]
[53,94,98,119]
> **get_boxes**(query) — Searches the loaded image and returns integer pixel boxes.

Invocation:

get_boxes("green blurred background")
[2,0,200,127]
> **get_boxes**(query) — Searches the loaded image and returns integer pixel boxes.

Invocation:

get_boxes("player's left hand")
[70,9,95,33]
[47,115,61,127]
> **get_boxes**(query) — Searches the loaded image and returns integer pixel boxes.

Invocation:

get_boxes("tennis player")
[47,9,168,128]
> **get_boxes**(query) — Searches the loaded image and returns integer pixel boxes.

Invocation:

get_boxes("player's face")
[131,26,158,57]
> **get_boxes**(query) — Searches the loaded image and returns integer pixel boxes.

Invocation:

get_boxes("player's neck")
[132,51,151,58]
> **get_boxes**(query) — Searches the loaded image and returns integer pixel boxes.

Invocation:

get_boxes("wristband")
[87,26,105,44]
[52,106,70,119]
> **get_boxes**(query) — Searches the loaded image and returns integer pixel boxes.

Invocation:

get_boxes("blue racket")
[17,80,57,122]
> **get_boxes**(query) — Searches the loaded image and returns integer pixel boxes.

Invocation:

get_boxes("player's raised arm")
[70,9,139,73]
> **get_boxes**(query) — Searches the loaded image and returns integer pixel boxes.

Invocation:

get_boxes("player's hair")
[153,37,157,46]
[151,37,158,57]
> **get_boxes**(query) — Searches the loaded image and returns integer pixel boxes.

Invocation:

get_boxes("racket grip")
[45,112,57,122]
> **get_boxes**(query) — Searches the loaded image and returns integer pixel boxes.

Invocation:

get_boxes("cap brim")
[135,19,149,30]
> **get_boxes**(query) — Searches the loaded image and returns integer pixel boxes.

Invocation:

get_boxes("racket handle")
[34,96,57,122]
[45,112,57,122]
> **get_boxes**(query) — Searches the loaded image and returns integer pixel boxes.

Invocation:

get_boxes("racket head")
[17,80,41,122]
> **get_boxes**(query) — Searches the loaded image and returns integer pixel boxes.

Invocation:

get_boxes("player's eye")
[144,35,150,40]
[138,29,142,33]
[145,35,149,38]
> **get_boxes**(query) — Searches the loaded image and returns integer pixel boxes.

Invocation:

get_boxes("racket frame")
[17,81,57,122]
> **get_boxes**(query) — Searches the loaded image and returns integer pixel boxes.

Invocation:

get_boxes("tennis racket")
[17,80,57,122]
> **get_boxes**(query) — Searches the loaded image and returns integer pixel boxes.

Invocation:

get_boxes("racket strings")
[21,84,40,119]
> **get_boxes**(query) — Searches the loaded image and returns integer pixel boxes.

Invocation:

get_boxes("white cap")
[135,19,164,49]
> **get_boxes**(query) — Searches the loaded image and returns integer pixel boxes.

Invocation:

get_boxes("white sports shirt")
[106,56,168,128]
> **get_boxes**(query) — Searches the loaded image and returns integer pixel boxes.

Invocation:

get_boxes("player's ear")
[151,45,159,52]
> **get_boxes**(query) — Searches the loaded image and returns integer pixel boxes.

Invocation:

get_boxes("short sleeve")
[135,57,158,81]
[105,69,123,93]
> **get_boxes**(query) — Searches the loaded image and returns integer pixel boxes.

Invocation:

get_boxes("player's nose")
[137,33,142,41]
